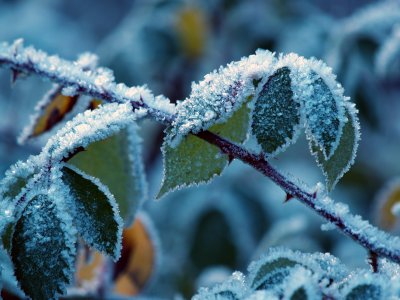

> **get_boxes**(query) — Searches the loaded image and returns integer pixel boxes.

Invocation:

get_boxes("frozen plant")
[0,38,398,300]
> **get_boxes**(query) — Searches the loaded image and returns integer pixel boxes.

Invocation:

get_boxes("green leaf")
[251,67,300,155]
[1,223,14,254]
[344,284,382,300]
[11,194,76,299]
[311,103,359,191]
[304,71,344,159]
[1,174,33,254]
[62,165,123,260]
[68,126,146,226]
[250,257,298,290]
[158,99,251,198]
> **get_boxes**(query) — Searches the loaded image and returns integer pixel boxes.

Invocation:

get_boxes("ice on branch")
[0,39,175,121]
[168,50,276,147]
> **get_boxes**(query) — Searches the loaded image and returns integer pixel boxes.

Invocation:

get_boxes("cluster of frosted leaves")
[160,50,359,196]
[194,247,400,300]
[0,102,148,299]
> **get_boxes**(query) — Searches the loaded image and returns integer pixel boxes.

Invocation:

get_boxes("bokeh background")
[1,0,400,298]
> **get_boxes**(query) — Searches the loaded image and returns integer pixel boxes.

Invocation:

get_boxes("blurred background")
[1,0,400,298]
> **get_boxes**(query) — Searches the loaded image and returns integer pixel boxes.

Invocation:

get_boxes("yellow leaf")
[114,215,158,296]
[375,180,400,230]
[31,88,78,137]
[176,7,207,58]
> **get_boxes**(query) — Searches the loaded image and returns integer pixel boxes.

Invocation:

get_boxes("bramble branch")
[2,40,400,264]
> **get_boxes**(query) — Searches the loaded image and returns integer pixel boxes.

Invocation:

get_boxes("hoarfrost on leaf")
[158,100,251,198]
[10,192,77,300]
[61,165,123,260]
[251,66,301,156]
[67,124,147,226]
[168,49,276,147]
[311,102,360,191]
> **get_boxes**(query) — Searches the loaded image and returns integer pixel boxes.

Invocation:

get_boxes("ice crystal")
[168,50,276,147]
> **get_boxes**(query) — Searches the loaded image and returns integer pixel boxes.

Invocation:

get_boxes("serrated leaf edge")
[61,163,123,261]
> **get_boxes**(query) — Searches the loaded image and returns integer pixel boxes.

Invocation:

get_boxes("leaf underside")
[312,104,358,191]
[251,258,298,290]
[158,99,251,198]
[305,71,342,159]
[252,67,300,155]
[62,165,122,260]
[11,194,76,300]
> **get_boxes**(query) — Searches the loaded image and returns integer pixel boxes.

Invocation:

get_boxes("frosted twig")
[2,40,400,264]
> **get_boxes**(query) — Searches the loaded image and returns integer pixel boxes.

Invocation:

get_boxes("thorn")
[10,69,20,85]
[312,191,317,199]
[368,251,379,273]
[62,146,85,162]
[228,154,234,164]
[284,193,294,203]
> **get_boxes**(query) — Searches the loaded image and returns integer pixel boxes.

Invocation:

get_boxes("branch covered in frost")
[0,39,175,124]
[2,39,400,265]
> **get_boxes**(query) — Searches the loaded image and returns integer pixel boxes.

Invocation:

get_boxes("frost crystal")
[168,50,276,147]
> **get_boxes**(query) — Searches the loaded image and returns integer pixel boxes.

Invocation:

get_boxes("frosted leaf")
[11,193,77,299]
[303,70,345,159]
[280,266,321,300]
[75,52,98,71]
[168,50,276,147]
[247,247,347,292]
[339,272,390,300]
[68,124,147,226]
[251,67,301,156]
[193,271,248,300]
[311,102,360,191]
[18,85,79,144]
[42,102,136,163]
[158,100,251,198]
[61,165,123,260]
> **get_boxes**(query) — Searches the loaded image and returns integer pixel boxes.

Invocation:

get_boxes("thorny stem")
[1,43,400,264]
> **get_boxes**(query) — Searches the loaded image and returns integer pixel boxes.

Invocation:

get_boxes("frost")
[311,183,400,265]
[247,247,347,292]
[338,271,390,300]
[251,67,301,156]
[280,266,321,300]
[68,124,147,226]
[18,85,80,144]
[168,50,276,147]
[311,102,360,191]
[0,39,174,121]
[158,100,250,198]
[75,52,98,71]
[41,102,136,162]
[11,189,77,299]
[61,165,123,260]
[193,271,249,300]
